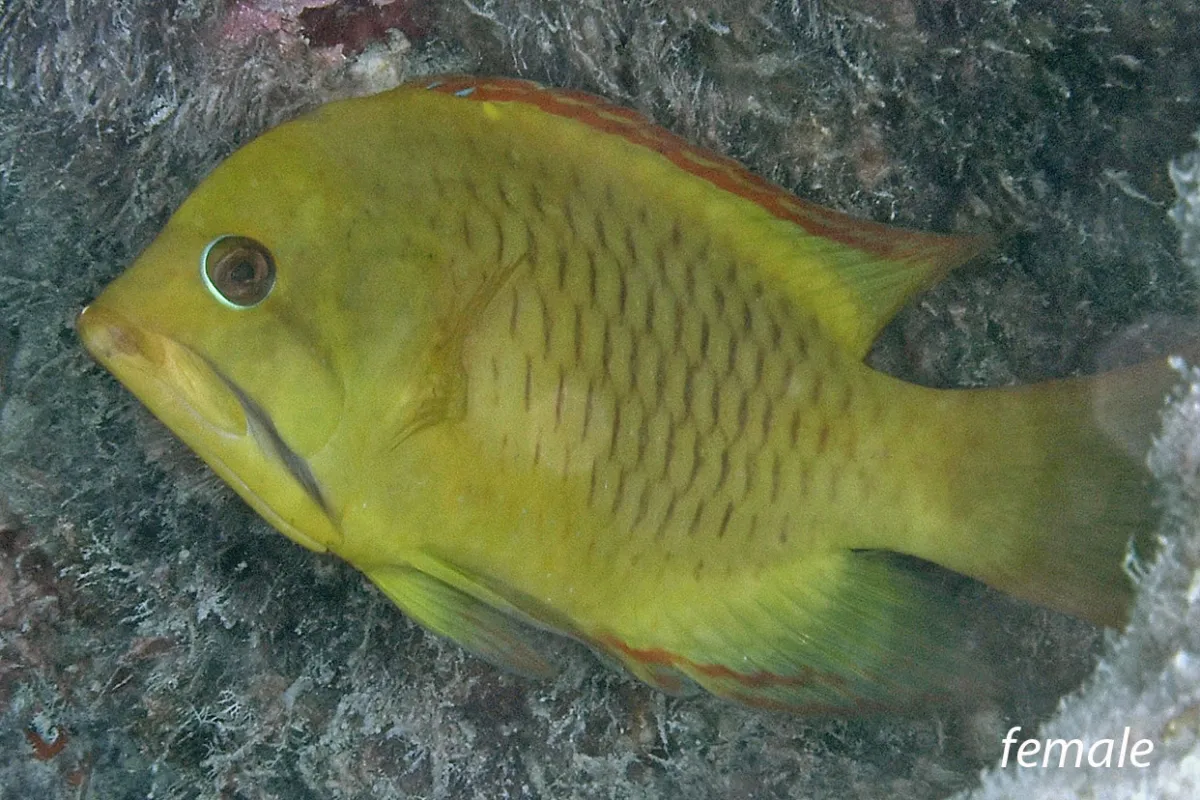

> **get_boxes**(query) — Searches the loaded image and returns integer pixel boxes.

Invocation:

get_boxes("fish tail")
[916,354,1180,627]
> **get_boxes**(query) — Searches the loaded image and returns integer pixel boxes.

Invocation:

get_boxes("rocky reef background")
[2,0,1199,796]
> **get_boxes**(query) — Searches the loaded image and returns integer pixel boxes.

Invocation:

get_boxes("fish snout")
[78,303,162,365]
[77,302,248,438]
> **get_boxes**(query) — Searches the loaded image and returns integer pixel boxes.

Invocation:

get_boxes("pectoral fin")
[365,563,558,679]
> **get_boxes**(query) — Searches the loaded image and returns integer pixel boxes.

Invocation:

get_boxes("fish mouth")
[77,303,340,553]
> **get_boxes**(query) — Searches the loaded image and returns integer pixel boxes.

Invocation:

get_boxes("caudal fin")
[917,354,1179,627]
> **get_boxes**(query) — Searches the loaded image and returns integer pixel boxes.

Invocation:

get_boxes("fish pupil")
[228,258,257,284]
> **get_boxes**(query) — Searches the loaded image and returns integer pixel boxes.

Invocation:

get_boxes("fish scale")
[78,75,1170,712]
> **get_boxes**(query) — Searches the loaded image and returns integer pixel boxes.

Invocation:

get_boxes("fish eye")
[201,236,276,309]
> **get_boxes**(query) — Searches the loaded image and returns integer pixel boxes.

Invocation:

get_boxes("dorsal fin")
[416,75,989,357]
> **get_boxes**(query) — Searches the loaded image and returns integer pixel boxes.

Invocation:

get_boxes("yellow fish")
[79,76,1171,713]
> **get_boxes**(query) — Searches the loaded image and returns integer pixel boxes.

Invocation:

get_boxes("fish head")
[76,111,441,554]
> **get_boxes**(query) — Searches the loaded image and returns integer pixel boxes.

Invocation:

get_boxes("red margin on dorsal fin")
[419,75,984,267]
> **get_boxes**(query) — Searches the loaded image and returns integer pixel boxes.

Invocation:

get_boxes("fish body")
[79,76,1167,712]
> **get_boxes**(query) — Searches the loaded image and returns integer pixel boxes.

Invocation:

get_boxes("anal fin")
[593,550,990,714]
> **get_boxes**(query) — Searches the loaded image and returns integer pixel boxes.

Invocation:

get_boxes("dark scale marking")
[811,373,824,407]
[742,451,756,498]
[582,380,595,440]
[688,498,707,538]
[713,284,726,316]
[748,513,759,544]
[624,228,638,265]
[817,422,831,453]
[653,243,670,284]
[781,360,796,401]
[753,347,765,388]
[684,256,696,300]
[554,367,565,427]
[588,457,599,505]
[530,182,546,215]
[657,491,678,540]
[725,262,737,285]
[682,368,694,419]
[637,206,649,225]
[761,397,775,442]
[652,351,666,409]
[573,306,583,365]
[789,408,802,448]
[779,513,791,545]
[524,221,538,267]
[491,210,506,265]
[644,289,656,333]
[685,436,702,494]
[636,409,649,465]
[736,393,749,438]
[462,215,474,252]
[632,482,651,528]
[670,219,682,249]
[498,181,515,209]
[609,398,623,458]
[588,251,599,306]
[561,441,573,479]
[509,287,520,337]
[709,381,721,431]
[604,182,616,207]
[557,249,568,291]
[726,334,738,376]
[716,449,730,491]
[643,352,662,412]
[741,301,752,333]
[770,451,782,504]
[770,319,782,350]
[618,270,628,317]
[699,318,710,359]
[540,292,553,356]
[629,336,641,393]
[611,466,627,515]
[718,502,733,539]
[564,197,580,238]
[602,318,613,375]
[532,431,542,467]
[661,421,676,480]
[523,354,533,412]
[672,297,685,351]
[596,214,609,252]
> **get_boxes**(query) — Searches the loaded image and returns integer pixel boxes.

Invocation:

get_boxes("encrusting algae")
[78,76,1174,713]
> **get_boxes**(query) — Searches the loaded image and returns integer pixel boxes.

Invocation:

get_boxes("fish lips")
[77,302,342,553]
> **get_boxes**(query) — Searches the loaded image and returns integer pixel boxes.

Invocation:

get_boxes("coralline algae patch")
[221,0,433,55]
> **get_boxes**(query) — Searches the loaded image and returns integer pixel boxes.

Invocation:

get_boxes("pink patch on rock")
[299,0,434,55]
